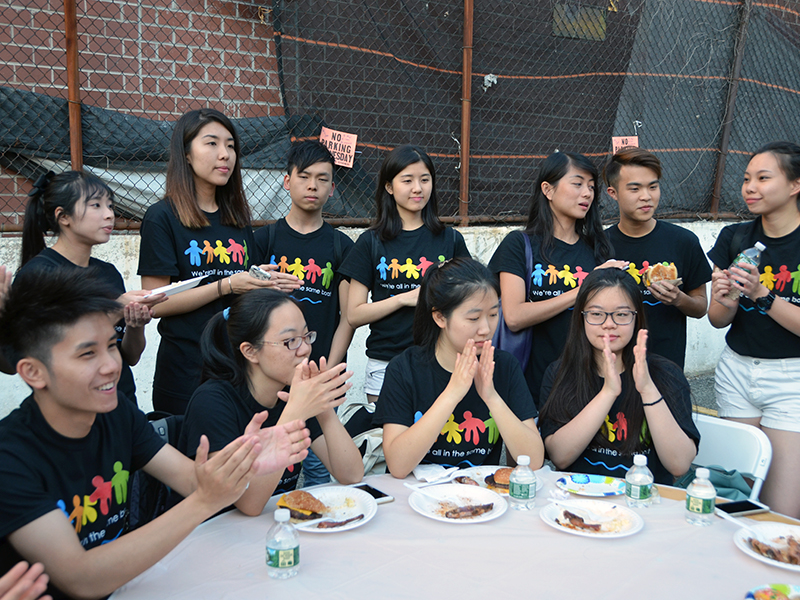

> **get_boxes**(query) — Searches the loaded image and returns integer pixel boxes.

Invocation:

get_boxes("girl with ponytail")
[374,257,543,479]
[17,171,164,404]
[178,289,363,515]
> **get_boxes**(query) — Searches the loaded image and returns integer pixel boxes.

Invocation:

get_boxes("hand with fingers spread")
[444,339,479,401]
[632,329,657,397]
[599,334,622,398]
[229,264,302,295]
[473,340,499,403]
[276,358,353,418]
[243,411,312,475]
[193,434,261,512]
[0,562,51,600]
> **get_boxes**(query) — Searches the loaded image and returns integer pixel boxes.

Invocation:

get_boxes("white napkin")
[412,464,457,482]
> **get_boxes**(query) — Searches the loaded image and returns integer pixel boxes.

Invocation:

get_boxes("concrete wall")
[0,221,730,418]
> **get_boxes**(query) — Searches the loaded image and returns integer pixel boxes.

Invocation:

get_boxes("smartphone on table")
[715,499,769,517]
[353,483,394,504]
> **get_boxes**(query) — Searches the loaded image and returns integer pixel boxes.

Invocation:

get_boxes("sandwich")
[644,262,680,287]
[276,490,328,521]
[484,467,512,492]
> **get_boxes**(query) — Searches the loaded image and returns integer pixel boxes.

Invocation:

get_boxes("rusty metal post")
[459,0,473,226]
[64,0,83,170]
[710,0,752,216]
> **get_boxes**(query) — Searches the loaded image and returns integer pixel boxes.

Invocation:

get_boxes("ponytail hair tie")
[27,171,55,199]
[223,307,230,320]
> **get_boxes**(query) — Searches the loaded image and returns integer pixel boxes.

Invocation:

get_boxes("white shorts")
[715,345,800,432]
[364,358,390,397]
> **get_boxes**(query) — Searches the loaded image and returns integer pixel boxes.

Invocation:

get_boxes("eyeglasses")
[262,331,317,350]
[581,310,637,326]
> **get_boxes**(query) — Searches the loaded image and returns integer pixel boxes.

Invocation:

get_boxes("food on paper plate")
[316,514,365,529]
[751,589,791,600]
[748,535,800,565]
[556,510,602,532]
[644,262,680,287]
[277,490,328,522]
[454,476,480,486]
[444,503,494,519]
[484,467,512,492]
[554,508,632,534]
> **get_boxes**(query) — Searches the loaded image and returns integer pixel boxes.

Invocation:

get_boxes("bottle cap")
[695,467,710,480]
[633,454,647,466]
[274,508,290,522]
[755,242,766,251]
[517,455,530,466]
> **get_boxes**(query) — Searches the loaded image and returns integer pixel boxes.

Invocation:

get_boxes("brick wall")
[1,0,284,227]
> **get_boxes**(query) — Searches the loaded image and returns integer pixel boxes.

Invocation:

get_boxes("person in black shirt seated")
[375,258,543,478]
[538,268,699,484]
[179,289,363,515]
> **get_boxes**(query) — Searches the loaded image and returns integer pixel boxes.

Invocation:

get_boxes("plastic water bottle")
[508,455,537,510]
[625,454,654,508]
[726,241,766,301]
[685,467,716,526]
[266,508,299,579]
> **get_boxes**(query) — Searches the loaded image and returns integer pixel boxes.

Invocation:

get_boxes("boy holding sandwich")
[604,147,711,368]
[0,268,311,600]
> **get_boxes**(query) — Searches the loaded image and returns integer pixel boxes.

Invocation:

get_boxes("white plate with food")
[734,523,800,572]
[408,483,507,524]
[556,473,625,497]
[454,466,544,495]
[278,487,377,533]
[144,275,205,298]
[540,499,644,538]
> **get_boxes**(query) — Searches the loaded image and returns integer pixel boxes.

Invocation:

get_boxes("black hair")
[287,140,335,175]
[539,268,684,455]
[524,151,612,264]
[751,141,800,207]
[369,144,445,241]
[603,146,663,188]
[21,171,115,267]
[413,257,500,356]
[0,267,122,367]
[200,288,299,387]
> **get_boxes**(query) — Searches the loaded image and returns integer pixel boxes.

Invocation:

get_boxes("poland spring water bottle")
[685,467,716,526]
[508,455,536,510]
[726,241,765,301]
[266,508,299,579]
[625,454,654,508]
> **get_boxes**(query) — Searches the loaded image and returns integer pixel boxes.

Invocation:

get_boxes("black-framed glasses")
[262,331,317,350]
[581,310,637,326]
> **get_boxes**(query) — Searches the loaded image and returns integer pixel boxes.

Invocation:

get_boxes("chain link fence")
[2,0,800,230]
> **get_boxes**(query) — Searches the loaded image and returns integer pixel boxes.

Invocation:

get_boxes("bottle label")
[267,546,299,569]
[686,495,715,515]
[732,253,758,267]
[509,481,534,500]
[626,481,652,500]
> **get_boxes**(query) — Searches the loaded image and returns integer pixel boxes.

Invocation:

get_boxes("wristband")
[642,396,664,407]
[217,278,223,297]
[228,276,233,294]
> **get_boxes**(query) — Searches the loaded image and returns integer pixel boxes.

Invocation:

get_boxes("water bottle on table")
[685,467,716,526]
[508,455,536,510]
[266,508,299,579]
[626,454,654,508]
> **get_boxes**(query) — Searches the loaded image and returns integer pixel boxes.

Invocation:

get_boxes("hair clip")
[27,171,55,198]
[438,258,452,268]
[223,307,230,320]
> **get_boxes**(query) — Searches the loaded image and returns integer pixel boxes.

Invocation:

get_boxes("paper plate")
[408,483,507,524]
[734,523,800,573]
[540,499,644,539]
[293,486,377,533]
[556,473,625,497]
[455,465,544,495]
[145,275,205,298]
[745,584,800,599]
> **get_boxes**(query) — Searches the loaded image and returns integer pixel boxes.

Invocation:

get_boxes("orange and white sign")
[611,135,639,155]
[320,127,358,168]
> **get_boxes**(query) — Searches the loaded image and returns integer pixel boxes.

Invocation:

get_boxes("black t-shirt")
[179,379,323,494]
[373,346,537,467]
[488,231,597,408]
[253,219,354,363]
[0,394,164,600]
[17,248,138,404]
[538,358,700,485]
[138,199,256,412]
[339,227,470,361]
[707,218,800,359]
[607,221,712,368]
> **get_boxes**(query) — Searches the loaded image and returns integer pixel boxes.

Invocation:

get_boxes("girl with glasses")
[178,289,363,515]
[538,268,698,484]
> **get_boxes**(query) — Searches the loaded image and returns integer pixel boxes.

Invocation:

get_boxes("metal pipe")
[458,0,474,226]
[64,0,83,170]
[710,0,753,216]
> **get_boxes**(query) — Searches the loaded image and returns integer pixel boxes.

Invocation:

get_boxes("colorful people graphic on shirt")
[484,416,499,444]
[441,414,463,444]
[111,461,129,504]
[775,265,792,292]
[305,258,322,284]
[459,411,486,443]
[90,475,113,516]
[376,257,389,281]
[532,263,545,287]
[202,240,214,264]
[760,266,776,290]
[626,263,641,284]
[321,262,335,289]
[278,256,290,273]
[559,265,577,288]
[574,266,589,286]
[792,265,800,294]
[184,240,202,266]
[545,264,560,285]
[401,258,421,280]
[213,240,231,264]
[287,258,306,280]
[227,238,245,265]
[388,258,402,279]
[418,256,434,276]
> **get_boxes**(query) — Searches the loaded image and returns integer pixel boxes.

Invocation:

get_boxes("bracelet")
[642,396,664,407]
[228,276,233,294]
[217,278,223,297]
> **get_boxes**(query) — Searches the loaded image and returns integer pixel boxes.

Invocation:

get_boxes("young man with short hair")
[604,147,711,368]
[254,141,355,486]
[0,268,310,600]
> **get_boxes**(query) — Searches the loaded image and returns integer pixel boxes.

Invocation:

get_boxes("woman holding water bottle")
[707,141,800,518]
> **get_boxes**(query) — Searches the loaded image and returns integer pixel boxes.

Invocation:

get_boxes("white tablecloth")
[112,468,800,599]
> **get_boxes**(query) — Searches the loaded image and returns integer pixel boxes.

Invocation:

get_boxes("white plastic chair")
[692,413,772,501]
